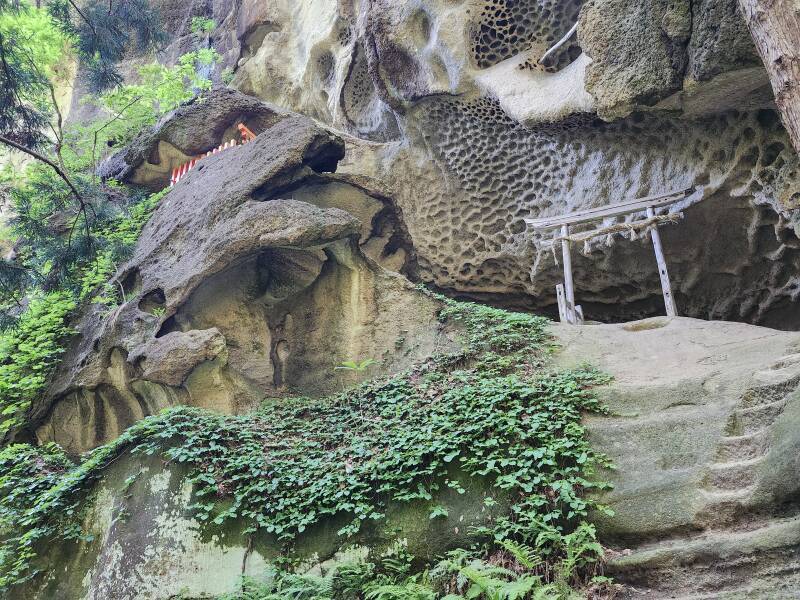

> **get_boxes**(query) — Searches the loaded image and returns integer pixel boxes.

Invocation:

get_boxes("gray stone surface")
[580,0,692,117]
[580,0,765,119]
[13,453,501,600]
[33,109,454,455]
[552,317,800,597]
[120,0,800,329]
[97,88,290,189]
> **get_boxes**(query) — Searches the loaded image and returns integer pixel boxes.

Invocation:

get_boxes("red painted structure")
[169,123,257,187]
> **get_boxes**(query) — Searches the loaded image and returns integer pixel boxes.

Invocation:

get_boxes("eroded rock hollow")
[34,95,452,455]
[219,0,800,328]
[10,0,800,599]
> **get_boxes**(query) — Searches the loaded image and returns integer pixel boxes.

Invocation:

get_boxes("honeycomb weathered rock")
[148,0,800,330]
[395,97,800,327]
[470,0,583,70]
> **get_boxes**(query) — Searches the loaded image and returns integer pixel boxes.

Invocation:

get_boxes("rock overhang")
[32,107,454,455]
[219,0,800,329]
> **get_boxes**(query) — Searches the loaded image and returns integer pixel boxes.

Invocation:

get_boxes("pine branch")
[67,0,96,35]
[0,135,81,201]
[0,134,94,252]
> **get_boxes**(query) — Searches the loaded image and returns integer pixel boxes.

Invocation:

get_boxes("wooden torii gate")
[525,187,695,325]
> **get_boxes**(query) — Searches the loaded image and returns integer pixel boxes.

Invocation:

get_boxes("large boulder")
[32,110,452,455]
[97,88,290,189]
[554,317,800,597]
[14,452,499,600]
[580,0,768,119]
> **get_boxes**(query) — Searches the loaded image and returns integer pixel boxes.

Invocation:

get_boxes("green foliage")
[47,0,165,92]
[0,2,71,80]
[0,291,75,437]
[366,578,438,600]
[66,48,220,172]
[0,1,211,311]
[0,1,72,149]
[0,179,163,440]
[0,442,72,589]
[1,37,203,312]
[222,67,235,85]
[1,0,162,155]
[214,525,607,599]
[0,298,613,595]
[191,16,216,34]
[5,167,164,308]
[77,188,167,304]
[216,566,375,600]
[336,359,378,372]
[2,42,200,298]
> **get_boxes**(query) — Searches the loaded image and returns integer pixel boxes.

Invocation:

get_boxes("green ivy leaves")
[0,297,613,593]
[0,291,76,437]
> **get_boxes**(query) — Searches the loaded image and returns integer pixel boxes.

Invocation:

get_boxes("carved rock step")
[725,398,787,436]
[697,486,755,525]
[753,352,800,379]
[706,458,762,491]
[740,378,800,408]
[608,515,800,599]
[715,431,768,462]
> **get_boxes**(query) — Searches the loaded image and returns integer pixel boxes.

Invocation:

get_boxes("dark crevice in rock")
[155,315,182,338]
[301,137,344,173]
[238,21,280,63]
[138,288,167,315]
[120,268,142,300]
[251,139,346,201]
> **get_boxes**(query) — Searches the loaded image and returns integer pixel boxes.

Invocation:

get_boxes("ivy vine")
[0,291,76,438]
[0,297,613,593]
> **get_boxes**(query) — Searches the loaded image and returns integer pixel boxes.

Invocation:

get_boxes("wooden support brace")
[539,22,578,66]
[560,224,577,324]
[647,207,678,317]
[556,284,568,323]
[238,123,257,143]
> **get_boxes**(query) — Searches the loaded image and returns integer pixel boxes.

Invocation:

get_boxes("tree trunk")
[738,0,800,154]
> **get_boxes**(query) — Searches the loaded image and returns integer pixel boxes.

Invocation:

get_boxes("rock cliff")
[186,0,800,328]
[33,94,450,455]
[10,1,800,599]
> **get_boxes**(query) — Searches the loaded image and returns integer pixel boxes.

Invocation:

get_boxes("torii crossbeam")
[525,187,697,324]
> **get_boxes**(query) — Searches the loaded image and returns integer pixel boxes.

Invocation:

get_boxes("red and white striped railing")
[170,123,257,187]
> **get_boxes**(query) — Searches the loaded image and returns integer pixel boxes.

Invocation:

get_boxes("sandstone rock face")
[554,318,800,597]
[21,318,800,599]
[98,88,291,190]
[580,0,766,119]
[16,452,500,600]
[177,0,800,330]
[26,1,800,596]
[33,108,453,455]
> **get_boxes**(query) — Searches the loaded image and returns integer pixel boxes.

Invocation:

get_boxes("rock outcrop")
[20,317,800,599]
[32,105,453,455]
[580,0,768,119]
[97,88,291,190]
[15,0,800,598]
[18,451,500,600]
[159,0,800,330]
[554,317,800,597]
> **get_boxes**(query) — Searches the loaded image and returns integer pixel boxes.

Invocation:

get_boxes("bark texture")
[738,0,800,154]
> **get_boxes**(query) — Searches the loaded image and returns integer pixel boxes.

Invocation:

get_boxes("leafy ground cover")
[0,296,614,598]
